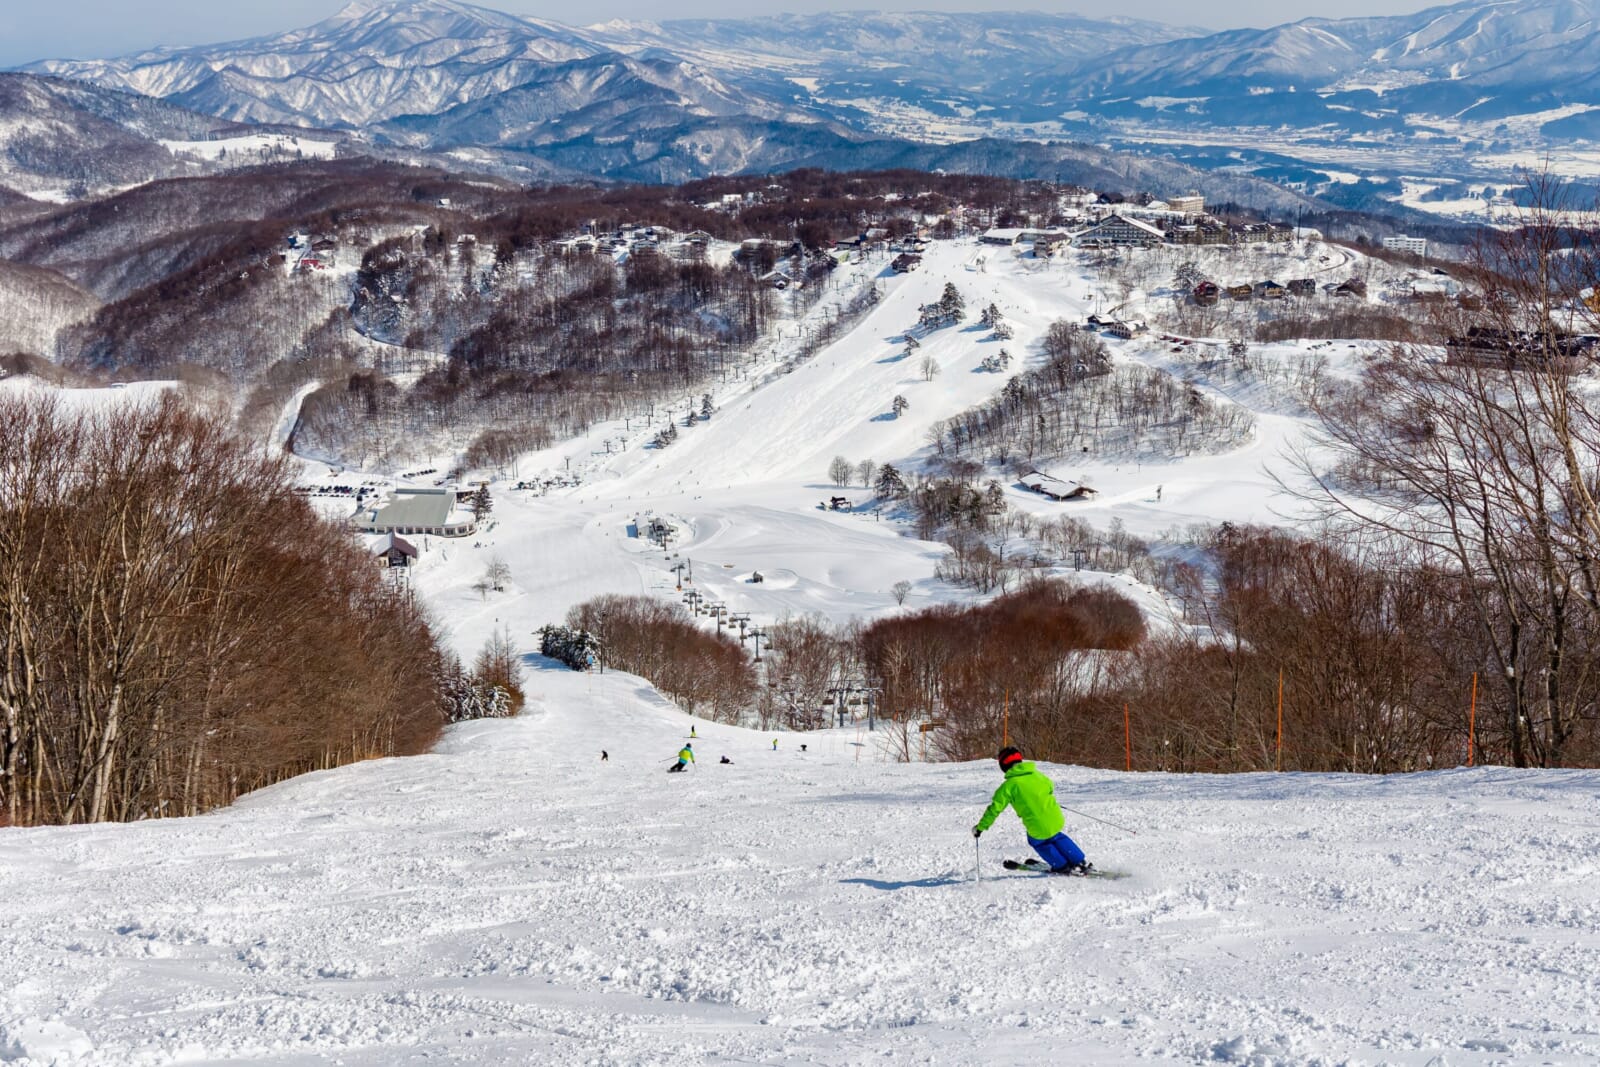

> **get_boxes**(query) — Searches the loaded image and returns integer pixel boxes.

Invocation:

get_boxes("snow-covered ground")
[397,239,1363,656]
[12,239,1595,1064]
[159,134,338,162]
[3,666,1597,1065]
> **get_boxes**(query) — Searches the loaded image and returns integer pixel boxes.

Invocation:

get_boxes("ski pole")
[1060,804,1138,836]
[974,834,981,884]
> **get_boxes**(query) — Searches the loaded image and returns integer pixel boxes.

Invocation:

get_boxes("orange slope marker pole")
[1276,669,1284,772]
[1468,672,1478,767]
[1124,703,1132,772]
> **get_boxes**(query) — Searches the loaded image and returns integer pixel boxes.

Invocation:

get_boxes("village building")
[1168,192,1205,215]
[1383,235,1429,257]
[1167,219,1230,245]
[1075,214,1167,248]
[1255,280,1287,299]
[1231,223,1291,244]
[980,228,1027,246]
[1033,234,1072,258]
[1226,284,1254,301]
[356,489,477,538]
[1287,278,1317,296]
[553,236,597,255]
[1020,471,1098,501]
[373,532,418,568]
[1103,319,1148,339]
[1193,280,1220,306]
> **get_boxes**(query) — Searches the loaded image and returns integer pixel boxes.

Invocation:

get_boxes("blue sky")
[2,0,1448,68]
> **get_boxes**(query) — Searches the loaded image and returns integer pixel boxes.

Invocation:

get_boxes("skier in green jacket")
[972,747,1091,874]
[668,743,695,773]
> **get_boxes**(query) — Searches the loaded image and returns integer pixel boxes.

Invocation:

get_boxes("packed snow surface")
[7,241,1596,1063]
[2,667,1598,1064]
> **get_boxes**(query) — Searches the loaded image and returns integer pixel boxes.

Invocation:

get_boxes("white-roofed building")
[356,489,477,538]
[1075,214,1167,248]
[1020,471,1098,501]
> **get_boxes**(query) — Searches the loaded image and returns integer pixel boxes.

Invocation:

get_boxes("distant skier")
[972,747,1091,875]
[601,750,609,762]
[720,755,733,764]
[772,738,779,751]
[690,725,697,738]
[669,743,695,773]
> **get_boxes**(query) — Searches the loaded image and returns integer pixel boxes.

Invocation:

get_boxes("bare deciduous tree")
[0,393,448,826]
[827,455,853,487]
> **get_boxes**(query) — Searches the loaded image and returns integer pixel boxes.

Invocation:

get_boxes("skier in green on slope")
[972,747,1092,875]
[668,743,695,773]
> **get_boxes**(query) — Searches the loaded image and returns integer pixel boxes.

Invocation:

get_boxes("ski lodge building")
[1074,214,1167,248]
[355,489,477,538]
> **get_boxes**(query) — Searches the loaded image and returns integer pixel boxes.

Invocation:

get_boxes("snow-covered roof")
[372,532,418,557]
[1021,470,1096,497]
[1085,214,1167,239]
[364,489,453,529]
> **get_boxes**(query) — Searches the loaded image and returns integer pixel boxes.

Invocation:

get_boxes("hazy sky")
[1,0,1450,68]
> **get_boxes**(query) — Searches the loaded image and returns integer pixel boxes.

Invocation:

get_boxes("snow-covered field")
[159,134,338,162]
[3,667,1597,1065]
[9,239,1598,1064]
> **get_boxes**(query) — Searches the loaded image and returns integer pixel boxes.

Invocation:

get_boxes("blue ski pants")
[1028,831,1085,869]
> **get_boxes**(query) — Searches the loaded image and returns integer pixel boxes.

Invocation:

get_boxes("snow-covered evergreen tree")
[537,625,601,671]
[875,463,908,498]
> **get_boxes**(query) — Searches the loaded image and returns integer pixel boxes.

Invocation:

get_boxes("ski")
[1001,859,1129,880]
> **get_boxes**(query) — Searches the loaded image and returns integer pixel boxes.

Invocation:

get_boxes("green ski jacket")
[678,747,695,763]
[974,761,1065,839]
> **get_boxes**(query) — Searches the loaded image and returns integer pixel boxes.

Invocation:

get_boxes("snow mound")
[0,1019,93,1063]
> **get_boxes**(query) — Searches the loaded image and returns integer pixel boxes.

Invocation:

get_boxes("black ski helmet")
[996,746,1023,770]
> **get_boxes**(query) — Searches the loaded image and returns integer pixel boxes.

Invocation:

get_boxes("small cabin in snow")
[1020,471,1098,501]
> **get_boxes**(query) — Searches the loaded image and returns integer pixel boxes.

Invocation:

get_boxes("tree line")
[0,393,461,826]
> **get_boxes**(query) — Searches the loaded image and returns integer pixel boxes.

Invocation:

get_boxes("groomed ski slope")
[2,665,1598,1066]
[411,238,1355,657]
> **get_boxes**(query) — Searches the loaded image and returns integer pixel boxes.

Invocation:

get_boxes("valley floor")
[2,667,1597,1065]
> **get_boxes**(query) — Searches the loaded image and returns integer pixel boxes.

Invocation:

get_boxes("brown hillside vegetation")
[0,392,448,826]
[860,581,1145,761]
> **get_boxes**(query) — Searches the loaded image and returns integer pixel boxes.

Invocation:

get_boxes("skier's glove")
[971,827,982,839]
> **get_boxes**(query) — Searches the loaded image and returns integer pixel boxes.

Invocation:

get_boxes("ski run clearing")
[3,672,1597,1065]
[4,239,1599,1065]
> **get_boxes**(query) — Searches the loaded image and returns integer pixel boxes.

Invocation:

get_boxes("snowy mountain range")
[0,73,355,200]
[11,0,1600,214]
[28,0,1600,141]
